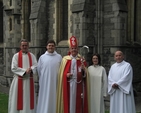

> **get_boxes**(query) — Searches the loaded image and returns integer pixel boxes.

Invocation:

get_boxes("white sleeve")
[11,53,26,76]
[117,64,133,94]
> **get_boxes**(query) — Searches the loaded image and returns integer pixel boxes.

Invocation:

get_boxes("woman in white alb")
[88,53,108,113]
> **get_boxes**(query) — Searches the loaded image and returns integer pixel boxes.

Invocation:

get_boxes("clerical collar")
[45,51,56,56]
[22,52,28,54]
[70,54,78,59]
[93,64,99,67]
[116,60,125,65]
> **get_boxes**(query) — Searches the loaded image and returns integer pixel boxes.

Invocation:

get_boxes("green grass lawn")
[0,92,141,113]
[0,93,109,113]
[0,93,8,113]
[0,93,111,113]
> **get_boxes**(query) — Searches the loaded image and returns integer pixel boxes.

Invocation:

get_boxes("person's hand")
[112,83,119,89]
[67,73,73,78]
[25,68,32,74]
[81,63,85,70]
[81,64,86,74]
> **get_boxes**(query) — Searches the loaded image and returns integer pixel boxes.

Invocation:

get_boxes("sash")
[17,50,34,110]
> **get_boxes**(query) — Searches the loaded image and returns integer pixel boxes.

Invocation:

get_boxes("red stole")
[17,50,34,110]
[63,59,88,113]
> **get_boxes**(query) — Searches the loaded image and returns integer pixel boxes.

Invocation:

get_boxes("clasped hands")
[112,83,119,89]
[24,68,32,75]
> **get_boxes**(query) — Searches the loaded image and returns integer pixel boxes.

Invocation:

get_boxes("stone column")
[71,0,95,63]
[2,0,22,86]
[71,1,95,45]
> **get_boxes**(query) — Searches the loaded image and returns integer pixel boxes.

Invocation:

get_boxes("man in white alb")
[108,50,136,113]
[36,39,62,113]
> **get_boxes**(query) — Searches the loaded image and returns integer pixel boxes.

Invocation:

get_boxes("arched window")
[127,0,141,44]
[10,0,12,6]
[56,0,68,42]
[22,0,31,41]
[62,0,68,40]
[9,18,12,31]
[0,1,3,43]
[134,0,141,43]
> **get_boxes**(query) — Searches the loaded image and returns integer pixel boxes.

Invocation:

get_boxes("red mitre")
[68,36,78,48]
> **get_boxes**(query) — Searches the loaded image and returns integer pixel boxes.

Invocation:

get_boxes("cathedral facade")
[0,0,141,97]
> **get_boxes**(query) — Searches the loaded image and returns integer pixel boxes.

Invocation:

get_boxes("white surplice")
[108,60,136,113]
[36,51,62,113]
[69,56,77,113]
[88,65,108,113]
[8,52,38,113]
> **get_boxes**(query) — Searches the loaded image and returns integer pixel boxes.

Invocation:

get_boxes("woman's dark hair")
[91,53,101,65]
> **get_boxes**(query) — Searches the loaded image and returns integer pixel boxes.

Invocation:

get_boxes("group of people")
[8,36,136,113]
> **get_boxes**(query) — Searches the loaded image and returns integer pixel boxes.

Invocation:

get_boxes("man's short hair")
[20,39,29,43]
[47,39,56,46]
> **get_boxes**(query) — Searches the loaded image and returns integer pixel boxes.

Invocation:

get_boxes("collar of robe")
[45,51,57,56]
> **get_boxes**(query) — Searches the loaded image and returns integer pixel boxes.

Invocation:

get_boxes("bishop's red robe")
[56,54,90,113]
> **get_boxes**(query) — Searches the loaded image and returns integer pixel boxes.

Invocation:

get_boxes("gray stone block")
[0,76,8,87]
[110,0,126,4]
[30,13,38,19]
[104,4,113,12]
[112,3,127,11]
[71,3,85,13]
